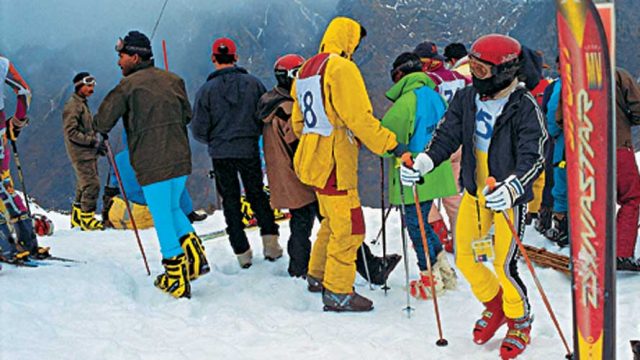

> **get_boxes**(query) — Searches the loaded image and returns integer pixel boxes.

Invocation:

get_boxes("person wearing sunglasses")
[62,72,105,231]
[400,34,548,359]
[95,30,209,299]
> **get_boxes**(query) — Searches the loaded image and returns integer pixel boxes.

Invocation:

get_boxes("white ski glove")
[482,174,524,211]
[400,153,434,187]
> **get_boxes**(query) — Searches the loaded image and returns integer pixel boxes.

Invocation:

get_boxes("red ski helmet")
[470,34,521,66]
[274,54,305,90]
[33,213,54,236]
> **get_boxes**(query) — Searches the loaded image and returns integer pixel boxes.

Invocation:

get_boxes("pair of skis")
[0,255,83,268]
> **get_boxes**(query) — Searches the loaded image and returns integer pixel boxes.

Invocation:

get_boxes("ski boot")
[434,251,457,290]
[0,249,30,265]
[409,268,444,300]
[154,253,191,299]
[430,219,453,253]
[473,288,507,344]
[369,254,402,286]
[71,203,82,228]
[306,274,323,293]
[13,214,51,259]
[546,213,568,247]
[534,206,552,235]
[179,232,210,280]
[322,288,373,312]
[500,314,533,359]
[187,211,208,223]
[262,234,283,261]
[236,248,253,269]
[617,257,640,271]
[79,210,104,231]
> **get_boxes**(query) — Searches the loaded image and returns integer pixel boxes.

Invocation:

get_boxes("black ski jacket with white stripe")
[425,85,548,205]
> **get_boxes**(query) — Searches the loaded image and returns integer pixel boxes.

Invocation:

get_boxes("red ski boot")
[473,289,507,344]
[430,219,453,253]
[500,314,533,359]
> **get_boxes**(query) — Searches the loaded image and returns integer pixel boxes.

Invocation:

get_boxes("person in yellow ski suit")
[291,17,400,312]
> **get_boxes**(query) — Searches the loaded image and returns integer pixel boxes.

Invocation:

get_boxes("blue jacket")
[546,80,564,165]
[425,85,548,204]
[191,66,267,159]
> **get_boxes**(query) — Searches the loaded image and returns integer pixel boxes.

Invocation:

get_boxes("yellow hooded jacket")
[291,17,398,191]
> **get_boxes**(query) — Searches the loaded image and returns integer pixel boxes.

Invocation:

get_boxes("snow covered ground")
[1,201,638,360]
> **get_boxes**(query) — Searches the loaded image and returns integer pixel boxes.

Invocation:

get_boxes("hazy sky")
[0,0,338,52]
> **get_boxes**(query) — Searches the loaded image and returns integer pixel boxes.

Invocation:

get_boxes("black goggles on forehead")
[75,76,96,87]
[115,37,126,52]
[115,37,151,55]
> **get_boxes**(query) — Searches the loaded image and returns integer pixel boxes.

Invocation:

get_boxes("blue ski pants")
[404,200,442,270]
[142,176,194,259]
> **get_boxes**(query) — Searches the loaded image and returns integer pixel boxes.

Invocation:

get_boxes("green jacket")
[62,93,98,162]
[94,61,192,186]
[381,72,457,205]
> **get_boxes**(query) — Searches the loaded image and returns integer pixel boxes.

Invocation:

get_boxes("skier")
[382,52,458,299]
[102,133,207,230]
[191,37,281,269]
[256,53,401,282]
[443,42,471,78]
[401,34,547,359]
[614,68,640,271]
[0,54,50,260]
[62,72,105,231]
[291,17,401,312]
[543,74,568,247]
[94,31,209,298]
[414,41,469,252]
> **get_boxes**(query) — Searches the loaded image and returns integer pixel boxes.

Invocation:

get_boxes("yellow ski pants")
[455,191,529,319]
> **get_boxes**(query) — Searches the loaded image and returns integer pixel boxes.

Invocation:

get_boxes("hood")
[518,46,543,91]
[319,17,363,58]
[385,72,436,102]
[257,86,292,124]
[206,66,249,106]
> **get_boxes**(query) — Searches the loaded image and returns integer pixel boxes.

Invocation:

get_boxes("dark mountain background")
[1,0,638,211]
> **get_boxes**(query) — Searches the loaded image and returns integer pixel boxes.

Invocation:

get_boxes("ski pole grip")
[486,176,497,191]
[401,152,414,168]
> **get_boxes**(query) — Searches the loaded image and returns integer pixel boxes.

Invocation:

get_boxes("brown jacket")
[257,87,316,209]
[94,61,192,186]
[62,93,97,162]
[616,68,640,149]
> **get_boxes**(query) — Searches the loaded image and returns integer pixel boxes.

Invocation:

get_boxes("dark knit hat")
[443,43,468,62]
[73,72,91,85]
[116,31,152,58]
[390,52,423,82]
[414,41,444,60]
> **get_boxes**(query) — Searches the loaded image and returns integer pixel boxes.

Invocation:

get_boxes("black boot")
[187,211,208,223]
[535,206,552,235]
[369,254,402,285]
[322,288,373,312]
[545,213,568,247]
[617,257,640,272]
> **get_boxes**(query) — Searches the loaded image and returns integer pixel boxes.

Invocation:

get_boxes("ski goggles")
[469,56,495,79]
[275,67,300,79]
[74,76,96,87]
[115,37,152,55]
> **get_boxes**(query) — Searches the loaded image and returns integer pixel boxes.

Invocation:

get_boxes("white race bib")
[295,75,333,137]
[0,57,9,111]
[439,78,467,103]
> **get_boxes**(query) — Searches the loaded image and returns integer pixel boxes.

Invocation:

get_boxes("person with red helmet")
[256,54,401,282]
[401,34,548,359]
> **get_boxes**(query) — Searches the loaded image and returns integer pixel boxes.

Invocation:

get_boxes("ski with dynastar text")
[556,0,616,358]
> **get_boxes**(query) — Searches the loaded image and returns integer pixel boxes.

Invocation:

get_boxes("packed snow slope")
[0,205,638,359]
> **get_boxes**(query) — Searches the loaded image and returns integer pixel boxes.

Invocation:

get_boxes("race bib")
[295,75,333,137]
[439,79,467,103]
[0,57,9,111]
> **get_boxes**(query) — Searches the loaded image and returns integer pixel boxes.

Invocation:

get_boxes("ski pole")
[397,165,414,318]
[105,139,151,276]
[402,153,448,347]
[371,206,393,245]
[10,140,31,216]
[380,157,389,293]
[486,177,572,359]
[360,246,374,291]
